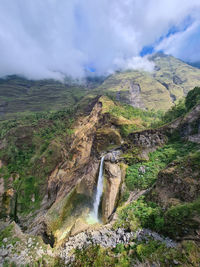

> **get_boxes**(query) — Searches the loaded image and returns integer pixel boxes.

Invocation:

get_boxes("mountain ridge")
[0,89,200,265]
[0,53,200,120]
[97,53,200,110]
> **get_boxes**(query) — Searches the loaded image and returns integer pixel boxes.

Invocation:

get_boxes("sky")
[0,0,200,80]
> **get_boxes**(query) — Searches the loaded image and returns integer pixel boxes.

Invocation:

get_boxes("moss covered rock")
[95,128,122,152]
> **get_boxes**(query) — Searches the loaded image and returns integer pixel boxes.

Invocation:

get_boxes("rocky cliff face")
[44,101,200,244]
[25,97,127,244]
[1,94,200,266]
[149,157,200,208]
[102,157,122,222]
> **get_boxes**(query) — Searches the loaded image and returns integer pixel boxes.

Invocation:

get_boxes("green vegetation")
[0,224,14,247]
[0,108,74,139]
[109,103,163,124]
[185,86,200,111]
[98,53,200,111]
[0,223,64,267]
[158,86,200,124]
[1,55,200,123]
[125,140,198,190]
[73,240,200,267]
[0,108,74,219]
[47,187,92,235]
[163,198,200,238]
[107,101,163,136]
[0,76,100,121]
[1,78,200,266]
[116,133,200,254]
[102,86,200,136]
[115,196,200,239]
[161,98,186,123]
[114,197,164,232]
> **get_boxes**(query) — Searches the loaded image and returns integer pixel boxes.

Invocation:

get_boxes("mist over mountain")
[1,2,200,267]
[0,53,200,121]
[0,0,200,80]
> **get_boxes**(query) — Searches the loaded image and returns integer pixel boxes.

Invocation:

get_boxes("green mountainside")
[0,87,200,266]
[0,56,200,266]
[0,54,200,121]
[97,53,200,110]
[0,76,101,120]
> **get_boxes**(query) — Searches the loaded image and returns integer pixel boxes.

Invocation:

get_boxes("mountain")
[0,57,200,266]
[0,89,200,265]
[0,54,200,121]
[0,75,101,120]
[97,53,200,110]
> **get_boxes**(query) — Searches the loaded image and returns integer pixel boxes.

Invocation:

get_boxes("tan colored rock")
[95,127,122,152]
[0,177,4,196]
[102,162,121,222]
[47,100,103,201]
[0,160,3,168]
[69,218,89,236]
[0,188,15,219]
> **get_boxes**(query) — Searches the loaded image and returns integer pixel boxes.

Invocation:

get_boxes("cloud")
[0,0,200,80]
[155,21,200,62]
[113,56,155,73]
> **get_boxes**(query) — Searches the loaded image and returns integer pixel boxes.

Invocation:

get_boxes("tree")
[185,87,200,111]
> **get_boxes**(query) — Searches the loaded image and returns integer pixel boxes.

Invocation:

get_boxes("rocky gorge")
[0,89,200,266]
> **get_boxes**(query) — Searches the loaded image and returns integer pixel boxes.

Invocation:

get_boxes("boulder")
[69,218,89,236]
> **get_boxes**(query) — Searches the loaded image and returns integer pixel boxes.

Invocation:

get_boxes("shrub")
[114,198,164,232]
[163,198,200,238]
[185,87,200,111]
[125,141,198,191]
[162,98,186,123]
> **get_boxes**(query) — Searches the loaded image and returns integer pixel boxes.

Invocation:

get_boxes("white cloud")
[155,21,200,62]
[113,56,155,73]
[0,0,200,80]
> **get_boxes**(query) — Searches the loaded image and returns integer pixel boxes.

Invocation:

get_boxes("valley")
[0,55,200,266]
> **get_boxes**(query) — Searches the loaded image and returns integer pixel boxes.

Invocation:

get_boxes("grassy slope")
[97,53,200,110]
[0,76,101,120]
[0,54,200,122]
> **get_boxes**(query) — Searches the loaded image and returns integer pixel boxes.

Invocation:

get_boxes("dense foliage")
[0,108,74,219]
[125,140,198,190]
[73,239,200,267]
[108,102,163,136]
[163,198,200,238]
[185,86,200,111]
[1,86,200,266]
[161,98,186,123]
[114,197,164,232]
[107,86,200,132]
[160,86,200,124]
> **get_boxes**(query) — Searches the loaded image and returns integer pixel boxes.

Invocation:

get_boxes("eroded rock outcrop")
[128,129,167,148]
[149,156,200,208]
[102,162,121,222]
[28,96,125,244]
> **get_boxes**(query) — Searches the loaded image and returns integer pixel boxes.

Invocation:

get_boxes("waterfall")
[93,156,105,221]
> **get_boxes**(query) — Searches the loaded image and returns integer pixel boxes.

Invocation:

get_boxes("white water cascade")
[92,155,105,221]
